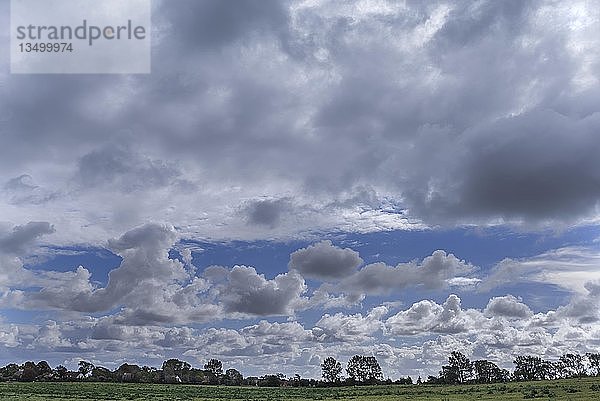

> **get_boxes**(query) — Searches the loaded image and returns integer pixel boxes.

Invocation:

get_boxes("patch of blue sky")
[25,246,121,286]
[335,225,600,270]
[183,225,600,279]
[178,239,308,278]
[0,308,49,325]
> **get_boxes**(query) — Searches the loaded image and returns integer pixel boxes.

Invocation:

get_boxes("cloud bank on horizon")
[2,0,600,379]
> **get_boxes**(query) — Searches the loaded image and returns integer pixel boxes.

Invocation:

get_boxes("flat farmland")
[2,378,600,401]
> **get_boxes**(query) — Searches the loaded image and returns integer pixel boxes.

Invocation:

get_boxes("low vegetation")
[2,378,600,400]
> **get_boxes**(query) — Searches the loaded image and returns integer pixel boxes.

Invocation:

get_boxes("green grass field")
[2,378,600,400]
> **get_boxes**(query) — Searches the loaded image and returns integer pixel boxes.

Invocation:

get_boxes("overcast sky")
[2,0,600,379]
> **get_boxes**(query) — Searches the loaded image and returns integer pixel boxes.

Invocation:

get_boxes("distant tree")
[91,366,113,382]
[162,359,191,373]
[363,356,383,384]
[54,365,68,381]
[116,363,141,382]
[259,374,282,387]
[224,368,244,386]
[587,353,600,376]
[204,359,223,376]
[395,376,413,385]
[162,359,191,383]
[346,355,383,384]
[139,366,160,383]
[346,356,362,383]
[539,359,559,380]
[244,376,260,386]
[448,352,472,383]
[290,374,300,386]
[78,361,95,379]
[188,368,213,384]
[513,355,545,381]
[473,360,508,383]
[21,362,38,382]
[321,357,343,383]
[495,368,511,383]
[0,363,20,380]
[474,360,493,383]
[439,364,459,384]
[559,354,586,378]
[37,361,52,375]
[36,361,52,379]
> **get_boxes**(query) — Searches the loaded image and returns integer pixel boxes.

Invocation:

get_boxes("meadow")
[2,378,600,401]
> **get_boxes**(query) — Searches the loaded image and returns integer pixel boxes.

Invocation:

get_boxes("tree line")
[426,352,600,385]
[1,352,600,386]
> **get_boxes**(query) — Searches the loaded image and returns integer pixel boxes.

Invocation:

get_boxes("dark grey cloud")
[77,144,181,190]
[0,74,123,170]
[405,110,600,224]
[288,240,363,280]
[244,198,292,228]
[461,112,600,220]
[157,0,290,52]
[0,221,55,254]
